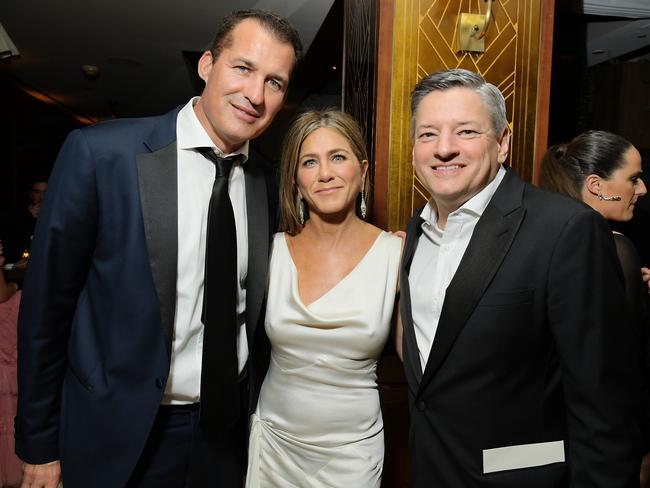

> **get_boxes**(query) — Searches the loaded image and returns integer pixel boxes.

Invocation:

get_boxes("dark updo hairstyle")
[539,130,634,199]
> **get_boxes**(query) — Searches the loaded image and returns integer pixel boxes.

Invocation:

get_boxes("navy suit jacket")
[401,168,643,487]
[15,107,277,487]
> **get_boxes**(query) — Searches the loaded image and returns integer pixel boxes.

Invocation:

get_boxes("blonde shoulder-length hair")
[278,109,370,235]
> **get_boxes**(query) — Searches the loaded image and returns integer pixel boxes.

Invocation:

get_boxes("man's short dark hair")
[210,9,303,71]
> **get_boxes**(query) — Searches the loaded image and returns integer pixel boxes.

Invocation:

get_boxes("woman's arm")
[391,231,406,361]
[393,307,403,361]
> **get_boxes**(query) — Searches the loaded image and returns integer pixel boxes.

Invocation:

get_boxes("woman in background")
[245,109,402,487]
[0,240,22,487]
[539,130,649,486]
[540,131,647,317]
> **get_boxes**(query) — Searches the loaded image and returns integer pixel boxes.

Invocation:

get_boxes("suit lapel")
[136,110,180,360]
[244,155,270,342]
[419,170,526,391]
[401,213,426,384]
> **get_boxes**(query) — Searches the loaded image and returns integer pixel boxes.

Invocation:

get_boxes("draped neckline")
[282,232,385,309]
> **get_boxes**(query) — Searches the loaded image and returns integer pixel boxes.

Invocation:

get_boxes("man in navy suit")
[399,69,642,487]
[16,10,301,488]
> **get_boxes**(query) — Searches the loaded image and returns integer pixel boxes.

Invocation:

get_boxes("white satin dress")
[245,231,402,488]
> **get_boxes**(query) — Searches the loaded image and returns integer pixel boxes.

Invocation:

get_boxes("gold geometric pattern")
[384,0,543,230]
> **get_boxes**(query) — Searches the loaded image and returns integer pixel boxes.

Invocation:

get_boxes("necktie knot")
[197,148,244,178]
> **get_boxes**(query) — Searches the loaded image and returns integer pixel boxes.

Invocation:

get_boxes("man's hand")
[20,461,61,488]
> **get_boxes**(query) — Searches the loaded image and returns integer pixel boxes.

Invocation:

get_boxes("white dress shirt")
[162,97,249,404]
[410,166,505,371]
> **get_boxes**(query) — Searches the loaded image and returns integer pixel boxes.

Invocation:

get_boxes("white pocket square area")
[483,440,565,474]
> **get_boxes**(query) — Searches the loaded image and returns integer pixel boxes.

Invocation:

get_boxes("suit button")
[416,401,426,411]
[155,378,164,389]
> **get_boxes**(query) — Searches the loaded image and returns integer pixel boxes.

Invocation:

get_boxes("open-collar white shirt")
[410,165,506,372]
[163,97,249,404]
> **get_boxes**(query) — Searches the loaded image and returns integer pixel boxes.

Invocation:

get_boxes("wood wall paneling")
[373,0,396,230]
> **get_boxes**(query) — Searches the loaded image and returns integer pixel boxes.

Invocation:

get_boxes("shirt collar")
[420,165,506,225]
[177,96,249,162]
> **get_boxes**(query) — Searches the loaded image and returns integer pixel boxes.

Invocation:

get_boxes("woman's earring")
[597,190,621,201]
[297,194,305,225]
[360,192,367,219]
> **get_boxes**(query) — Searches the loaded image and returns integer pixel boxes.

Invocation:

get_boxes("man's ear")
[197,51,214,83]
[496,128,510,164]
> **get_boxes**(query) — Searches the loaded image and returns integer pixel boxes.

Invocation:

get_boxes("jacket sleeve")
[547,208,643,487]
[15,129,98,464]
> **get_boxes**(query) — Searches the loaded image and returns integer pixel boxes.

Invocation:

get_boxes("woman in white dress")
[245,109,402,487]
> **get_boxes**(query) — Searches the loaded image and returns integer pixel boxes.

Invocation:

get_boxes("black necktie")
[197,148,244,436]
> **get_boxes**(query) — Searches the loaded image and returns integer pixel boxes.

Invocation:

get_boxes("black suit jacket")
[401,168,642,487]
[15,106,277,487]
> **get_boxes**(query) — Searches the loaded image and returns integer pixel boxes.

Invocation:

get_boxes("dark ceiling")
[0,0,336,121]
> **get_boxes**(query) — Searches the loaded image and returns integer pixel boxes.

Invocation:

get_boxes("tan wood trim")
[387,0,419,231]
[533,0,556,185]
[372,0,395,230]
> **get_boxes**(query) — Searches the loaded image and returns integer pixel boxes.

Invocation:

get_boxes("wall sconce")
[458,0,493,53]
[0,23,19,61]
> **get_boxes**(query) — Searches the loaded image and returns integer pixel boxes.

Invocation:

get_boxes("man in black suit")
[16,10,301,488]
[399,68,642,487]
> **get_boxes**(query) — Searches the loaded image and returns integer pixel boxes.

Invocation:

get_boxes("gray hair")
[410,69,508,138]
